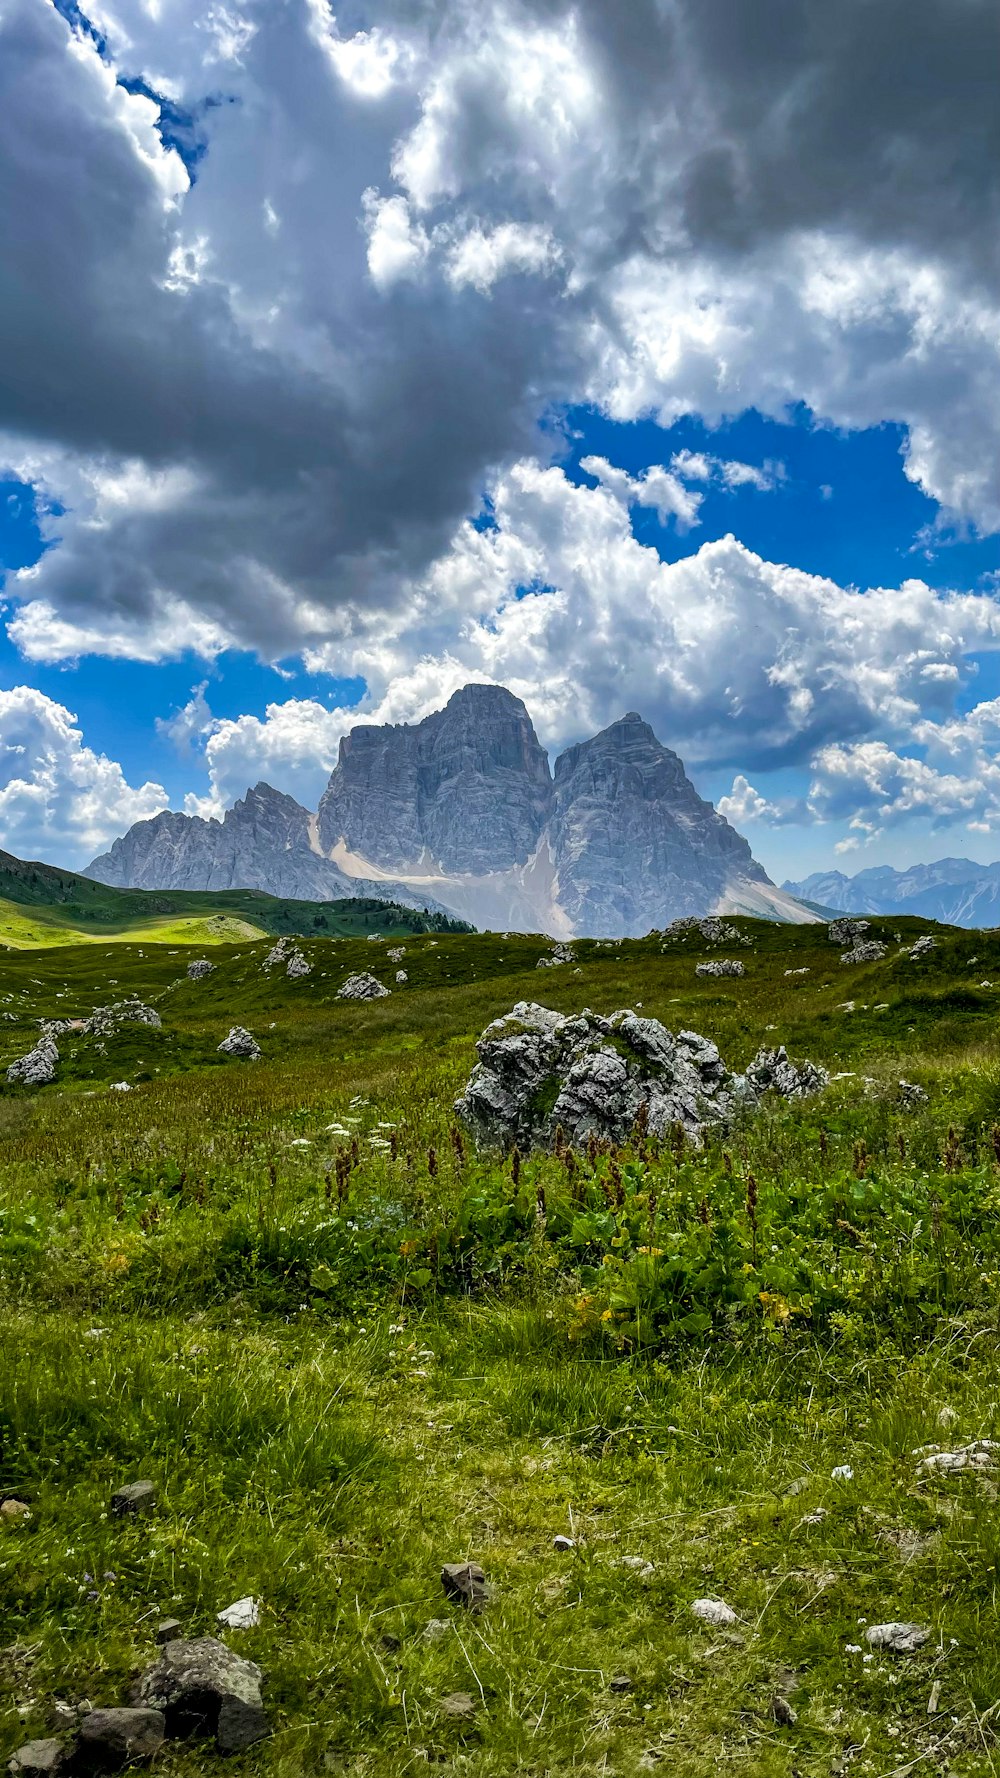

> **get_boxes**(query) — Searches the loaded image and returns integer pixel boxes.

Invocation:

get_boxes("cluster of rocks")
[262,936,311,978]
[7,1031,59,1087]
[85,1000,162,1038]
[828,918,869,947]
[695,959,745,979]
[7,999,162,1088]
[537,944,576,969]
[841,939,889,965]
[665,917,751,947]
[455,1001,828,1150]
[217,1027,261,1061]
[898,1079,930,1110]
[9,1639,269,1773]
[186,958,214,980]
[336,973,390,1001]
[743,1046,830,1101]
[904,935,937,960]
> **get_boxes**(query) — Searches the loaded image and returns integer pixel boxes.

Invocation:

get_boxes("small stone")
[865,1622,930,1653]
[772,1694,797,1726]
[609,1674,633,1693]
[619,1555,655,1583]
[441,1560,487,1611]
[110,1481,156,1517]
[690,1598,737,1627]
[217,1596,260,1629]
[553,1534,574,1551]
[422,1619,451,1642]
[7,1740,64,1777]
[77,1707,165,1766]
[395,970,408,984]
[831,1465,854,1481]
[439,1692,476,1719]
[154,1619,181,1646]
[1,1499,31,1520]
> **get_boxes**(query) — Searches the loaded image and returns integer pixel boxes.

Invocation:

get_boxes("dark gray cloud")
[1,0,999,668]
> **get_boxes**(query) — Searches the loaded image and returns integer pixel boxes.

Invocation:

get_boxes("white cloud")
[362,190,430,287]
[0,688,166,867]
[446,221,559,293]
[671,450,784,493]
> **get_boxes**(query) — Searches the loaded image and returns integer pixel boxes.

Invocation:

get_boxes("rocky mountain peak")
[317,682,551,875]
[88,683,812,935]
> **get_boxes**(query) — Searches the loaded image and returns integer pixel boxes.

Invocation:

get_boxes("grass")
[0,847,472,948]
[2,914,1000,1774]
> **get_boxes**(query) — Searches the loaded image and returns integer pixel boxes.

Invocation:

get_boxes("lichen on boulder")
[455,1002,738,1150]
[456,1002,828,1152]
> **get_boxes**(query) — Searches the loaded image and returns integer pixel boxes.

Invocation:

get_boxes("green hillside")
[2,913,1000,1776]
[0,847,471,948]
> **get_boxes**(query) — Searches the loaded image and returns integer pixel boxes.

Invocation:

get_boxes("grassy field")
[2,915,1000,1776]
[0,848,469,949]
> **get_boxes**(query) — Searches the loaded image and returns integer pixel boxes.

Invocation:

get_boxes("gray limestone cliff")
[317,684,552,872]
[549,713,770,937]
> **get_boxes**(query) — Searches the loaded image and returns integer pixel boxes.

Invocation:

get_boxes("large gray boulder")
[217,1027,261,1060]
[7,1032,58,1086]
[76,1707,165,1766]
[455,1002,739,1149]
[695,959,745,978]
[457,1004,828,1150]
[127,1637,269,1753]
[336,973,389,1001]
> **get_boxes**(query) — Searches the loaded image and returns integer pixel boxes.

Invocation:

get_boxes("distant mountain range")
[87,684,814,937]
[784,860,1000,927]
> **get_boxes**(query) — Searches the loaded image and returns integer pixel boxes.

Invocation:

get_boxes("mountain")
[89,684,815,937]
[87,783,451,915]
[0,843,470,950]
[783,859,1000,927]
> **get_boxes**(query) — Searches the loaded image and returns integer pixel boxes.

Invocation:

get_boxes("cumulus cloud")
[0,688,166,866]
[172,462,1000,828]
[2,0,1000,673]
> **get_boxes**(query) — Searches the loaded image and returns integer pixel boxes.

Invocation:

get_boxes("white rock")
[553,1534,575,1551]
[831,1465,854,1481]
[865,1622,929,1653]
[690,1597,737,1626]
[217,1596,261,1629]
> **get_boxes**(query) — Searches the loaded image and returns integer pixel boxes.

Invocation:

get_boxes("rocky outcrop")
[829,918,870,946]
[456,1003,828,1150]
[455,1002,740,1148]
[86,999,161,1037]
[218,1027,261,1059]
[336,973,389,1001]
[187,959,214,980]
[7,1032,58,1086]
[841,940,888,965]
[695,960,745,978]
[743,1046,829,1100]
[263,936,310,977]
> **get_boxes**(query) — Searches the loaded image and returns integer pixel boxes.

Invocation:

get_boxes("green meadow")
[2,915,1000,1775]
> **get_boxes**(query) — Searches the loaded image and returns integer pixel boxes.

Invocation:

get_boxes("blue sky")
[2,0,1000,880]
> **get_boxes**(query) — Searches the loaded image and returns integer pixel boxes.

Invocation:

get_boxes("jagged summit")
[88,684,816,935]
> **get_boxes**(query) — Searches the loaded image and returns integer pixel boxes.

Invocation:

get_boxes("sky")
[2,0,1000,883]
